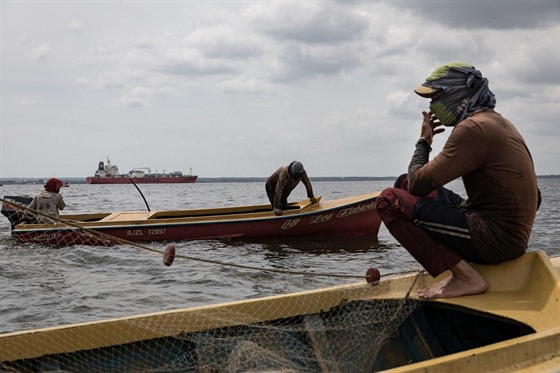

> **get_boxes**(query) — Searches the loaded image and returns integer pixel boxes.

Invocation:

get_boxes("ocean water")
[0,179,558,334]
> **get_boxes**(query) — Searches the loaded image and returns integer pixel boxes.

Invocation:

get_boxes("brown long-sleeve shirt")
[408,109,538,263]
[266,166,315,210]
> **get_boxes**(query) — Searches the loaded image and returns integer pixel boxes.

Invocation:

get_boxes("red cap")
[45,178,63,193]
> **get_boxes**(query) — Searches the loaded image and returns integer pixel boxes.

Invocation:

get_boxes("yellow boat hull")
[0,251,558,371]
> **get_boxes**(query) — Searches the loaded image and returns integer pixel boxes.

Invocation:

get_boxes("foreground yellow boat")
[0,251,558,372]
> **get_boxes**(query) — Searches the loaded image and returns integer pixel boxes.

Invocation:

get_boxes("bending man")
[266,161,317,216]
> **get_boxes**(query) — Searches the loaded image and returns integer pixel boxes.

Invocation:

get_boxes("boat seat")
[99,212,154,222]
[433,251,560,332]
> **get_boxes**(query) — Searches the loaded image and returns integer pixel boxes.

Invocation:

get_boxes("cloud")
[112,95,151,109]
[493,28,560,86]
[215,75,273,94]
[1,1,558,177]
[391,0,560,29]
[185,26,264,60]
[64,21,84,33]
[159,56,237,76]
[263,44,359,83]
[13,97,42,106]
[29,44,52,61]
[75,71,128,90]
[244,1,370,44]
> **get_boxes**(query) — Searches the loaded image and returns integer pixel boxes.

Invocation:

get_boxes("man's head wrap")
[414,62,496,126]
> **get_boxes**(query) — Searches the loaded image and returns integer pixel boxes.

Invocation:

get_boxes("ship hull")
[85,175,197,184]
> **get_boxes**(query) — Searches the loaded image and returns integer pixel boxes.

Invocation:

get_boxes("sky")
[1,0,559,178]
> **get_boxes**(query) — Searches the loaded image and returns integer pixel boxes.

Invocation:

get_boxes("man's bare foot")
[417,276,451,297]
[418,260,488,299]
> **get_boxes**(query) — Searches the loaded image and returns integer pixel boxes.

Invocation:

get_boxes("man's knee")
[377,188,399,211]
[376,187,419,221]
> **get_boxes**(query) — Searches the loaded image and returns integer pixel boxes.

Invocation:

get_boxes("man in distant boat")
[24,178,66,224]
[376,62,540,299]
[266,161,317,216]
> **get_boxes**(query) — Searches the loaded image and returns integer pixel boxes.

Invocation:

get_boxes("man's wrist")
[415,138,432,151]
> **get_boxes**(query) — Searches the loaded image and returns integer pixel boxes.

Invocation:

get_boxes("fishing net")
[0,197,426,372]
[1,294,424,372]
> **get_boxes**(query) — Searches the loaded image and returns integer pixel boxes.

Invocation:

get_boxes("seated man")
[24,178,66,224]
[376,62,539,299]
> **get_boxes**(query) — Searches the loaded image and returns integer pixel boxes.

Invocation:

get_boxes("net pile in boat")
[1,296,423,372]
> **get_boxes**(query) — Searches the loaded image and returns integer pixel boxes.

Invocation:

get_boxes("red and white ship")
[85,158,198,184]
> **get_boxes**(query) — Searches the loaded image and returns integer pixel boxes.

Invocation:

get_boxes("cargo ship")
[85,158,198,184]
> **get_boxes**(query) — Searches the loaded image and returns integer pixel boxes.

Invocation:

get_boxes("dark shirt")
[266,166,314,210]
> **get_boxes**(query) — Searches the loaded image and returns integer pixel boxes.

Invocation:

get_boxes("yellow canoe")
[0,251,558,372]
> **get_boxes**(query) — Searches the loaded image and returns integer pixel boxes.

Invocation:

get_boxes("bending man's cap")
[414,62,473,98]
[289,161,304,175]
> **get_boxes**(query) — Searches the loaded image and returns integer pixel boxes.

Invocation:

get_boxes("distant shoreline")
[0,175,558,185]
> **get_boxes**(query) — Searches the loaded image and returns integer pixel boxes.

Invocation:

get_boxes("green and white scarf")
[423,62,496,126]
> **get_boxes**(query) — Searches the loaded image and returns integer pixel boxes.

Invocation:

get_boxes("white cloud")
[13,97,42,106]
[112,95,151,109]
[64,21,84,33]
[29,44,52,61]
[244,1,370,44]
[215,75,273,94]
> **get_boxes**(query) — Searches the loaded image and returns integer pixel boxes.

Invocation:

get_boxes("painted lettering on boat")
[336,200,376,218]
[281,219,300,230]
[32,232,63,241]
[127,228,167,236]
[309,213,333,224]
[147,228,166,235]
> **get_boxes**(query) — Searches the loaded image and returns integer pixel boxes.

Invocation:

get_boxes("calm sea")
[0,179,558,334]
